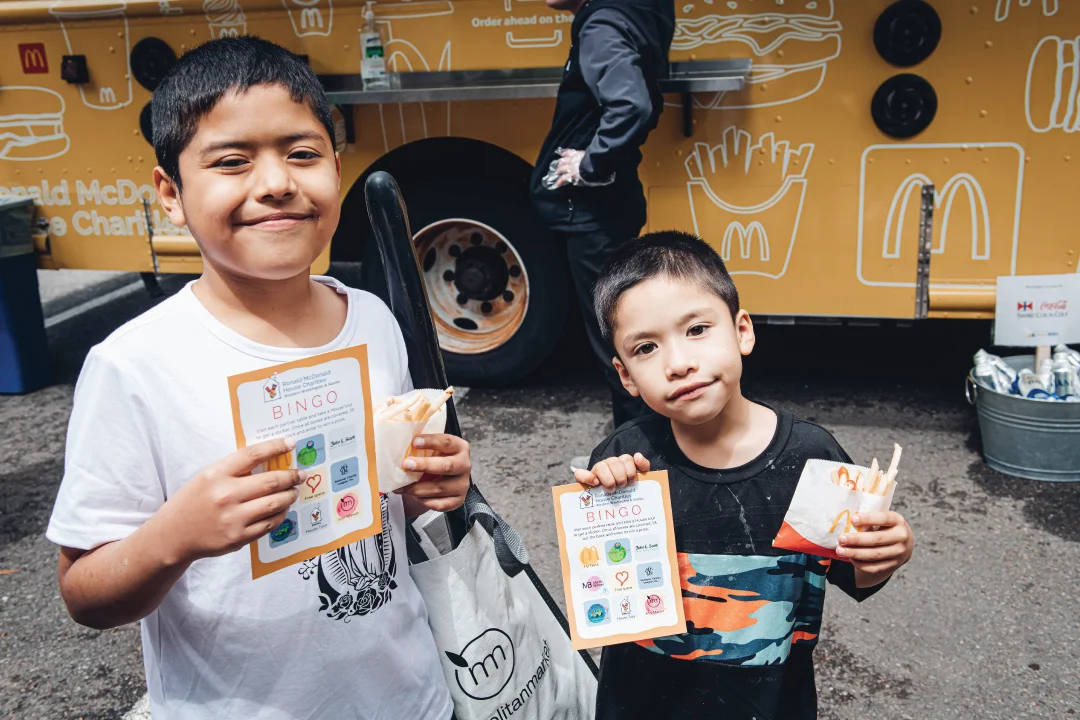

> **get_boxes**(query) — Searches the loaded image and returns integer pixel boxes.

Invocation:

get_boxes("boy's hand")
[398,434,471,515]
[156,437,305,564]
[573,453,650,493]
[837,511,914,586]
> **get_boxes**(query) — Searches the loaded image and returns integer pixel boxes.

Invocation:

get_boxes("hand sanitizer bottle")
[360,2,389,90]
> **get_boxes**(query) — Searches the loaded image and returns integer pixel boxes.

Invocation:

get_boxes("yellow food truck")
[1,0,1077,385]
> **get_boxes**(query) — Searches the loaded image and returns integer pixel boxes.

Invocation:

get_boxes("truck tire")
[360,178,569,387]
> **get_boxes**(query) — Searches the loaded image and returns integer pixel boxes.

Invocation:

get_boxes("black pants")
[561,224,649,429]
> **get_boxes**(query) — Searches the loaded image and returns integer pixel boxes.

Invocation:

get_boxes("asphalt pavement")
[1,275,1077,719]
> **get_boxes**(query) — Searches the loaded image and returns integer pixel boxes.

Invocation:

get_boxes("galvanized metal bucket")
[967,355,1080,482]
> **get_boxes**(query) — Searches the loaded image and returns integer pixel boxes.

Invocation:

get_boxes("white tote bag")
[410,491,597,720]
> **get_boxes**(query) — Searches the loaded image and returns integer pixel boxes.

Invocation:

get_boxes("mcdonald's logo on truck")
[18,44,48,74]
[722,221,770,263]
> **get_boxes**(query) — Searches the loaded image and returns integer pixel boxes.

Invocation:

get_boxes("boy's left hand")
[837,511,914,586]
[397,434,471,516]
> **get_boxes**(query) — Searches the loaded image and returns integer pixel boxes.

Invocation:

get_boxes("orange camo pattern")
[636,551,830,665]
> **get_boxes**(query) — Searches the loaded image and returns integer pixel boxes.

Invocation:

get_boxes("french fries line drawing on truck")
[996,0,1058,22]
[685,127,813,280]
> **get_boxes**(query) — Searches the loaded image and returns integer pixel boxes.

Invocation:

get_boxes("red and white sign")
[19,44,48,74]
[995,273,1080,347]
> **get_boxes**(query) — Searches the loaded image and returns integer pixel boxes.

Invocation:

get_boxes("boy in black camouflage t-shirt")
[573,231,915,720]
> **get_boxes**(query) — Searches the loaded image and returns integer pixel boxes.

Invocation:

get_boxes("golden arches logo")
[883,173,992,261]
[829,509,854,534]
[721,221,770,263]
[579,546,600,567]
[20,46,48,74]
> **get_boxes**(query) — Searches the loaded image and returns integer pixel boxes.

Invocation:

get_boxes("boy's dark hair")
[594,230,740,345]
[152,36,335,190]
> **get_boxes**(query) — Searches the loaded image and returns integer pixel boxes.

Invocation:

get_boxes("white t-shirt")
[47,277,453,720]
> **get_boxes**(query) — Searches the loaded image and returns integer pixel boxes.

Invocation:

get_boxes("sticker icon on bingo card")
[299,467,328,503]
[618,596,635,619]
[335,492,361,522]
[328,426,358,457]
[269,512,299,548]
[302,500,329,534]
[613,569,632,590]
[296,434,326,468]
[581,574,606,596]
[332,457,360,492]
[584,600,610,626]
[605,538,632,566]
[633,535,661,560]
[644,594,665,615]
[579,545,601,568]
[637,562,664,589]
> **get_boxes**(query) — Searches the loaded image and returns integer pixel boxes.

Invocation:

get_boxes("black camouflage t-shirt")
[590,406,885,720]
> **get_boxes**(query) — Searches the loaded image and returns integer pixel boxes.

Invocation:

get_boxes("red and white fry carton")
[772,457,898,562]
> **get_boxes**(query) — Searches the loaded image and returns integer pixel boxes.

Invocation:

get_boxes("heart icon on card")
[615,571,630,587]
[306,474,323,493]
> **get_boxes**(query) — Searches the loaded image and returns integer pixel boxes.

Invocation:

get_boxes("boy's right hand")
[573,453,650,493]
[157,437,305,564]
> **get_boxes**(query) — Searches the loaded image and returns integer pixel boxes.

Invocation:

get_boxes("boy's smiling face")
[611,275,755,426]
[155,84,341,281]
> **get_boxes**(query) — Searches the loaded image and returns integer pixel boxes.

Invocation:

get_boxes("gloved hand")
[541,148,616,190]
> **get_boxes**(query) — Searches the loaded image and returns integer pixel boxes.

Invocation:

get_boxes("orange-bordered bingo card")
[552,471,686,650]
[228,346,380,579]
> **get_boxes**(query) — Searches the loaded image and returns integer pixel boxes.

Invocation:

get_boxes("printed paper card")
[552,471,685,650]
[228,346,380,579]
[994,273,1080,347]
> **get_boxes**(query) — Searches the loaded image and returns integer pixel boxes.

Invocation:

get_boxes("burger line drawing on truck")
[671,0,843,110]
[0,86,70,162]
[1026,34,1080,134]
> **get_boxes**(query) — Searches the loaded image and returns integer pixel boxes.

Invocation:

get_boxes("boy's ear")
[335,151,342,191]
[735,310,756,356]
[612,356,640,397]
[153,167,187,229]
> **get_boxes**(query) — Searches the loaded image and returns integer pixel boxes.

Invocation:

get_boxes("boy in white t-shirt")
[47,37,467,720]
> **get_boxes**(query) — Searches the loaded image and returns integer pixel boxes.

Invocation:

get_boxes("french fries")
[829,443,902,497]
[375,387,454,424]
[374,388,454,493]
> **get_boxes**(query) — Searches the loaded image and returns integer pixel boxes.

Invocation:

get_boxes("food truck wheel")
[361,179,569,386]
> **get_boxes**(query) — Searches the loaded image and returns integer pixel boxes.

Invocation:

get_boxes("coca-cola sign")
[996,274,1080,347]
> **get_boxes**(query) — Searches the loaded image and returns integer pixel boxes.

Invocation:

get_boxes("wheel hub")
[453,246,509,301]
[413,219,529,355]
